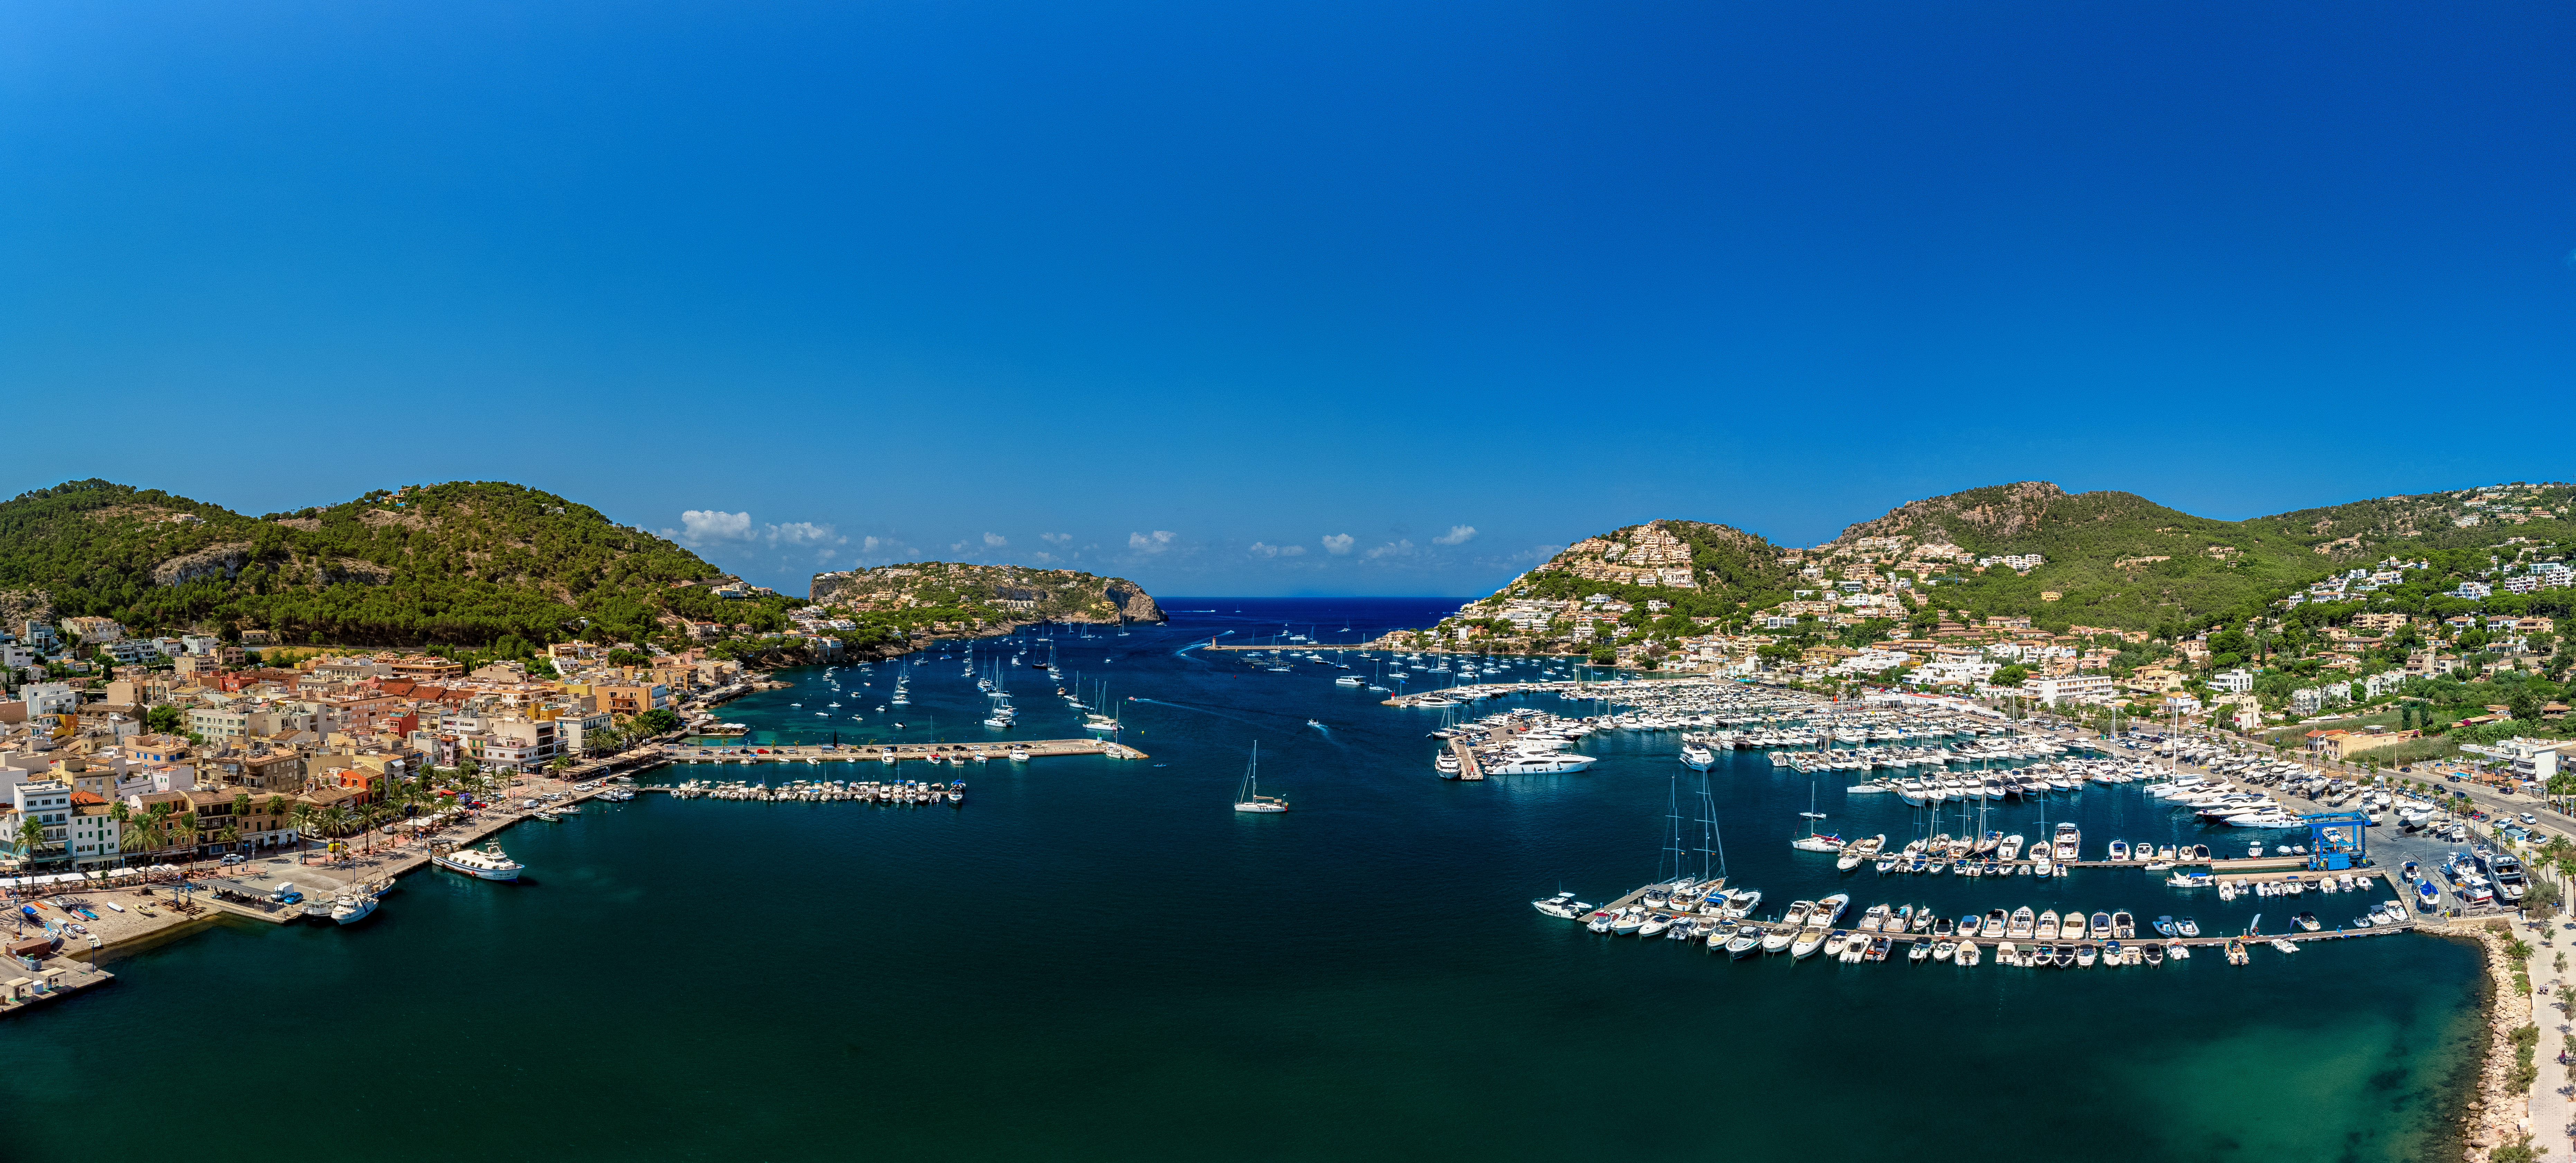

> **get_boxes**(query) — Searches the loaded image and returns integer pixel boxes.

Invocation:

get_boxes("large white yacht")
[1487,749,1598,774]
[433,842,523,881]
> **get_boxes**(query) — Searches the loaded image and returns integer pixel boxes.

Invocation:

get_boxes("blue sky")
[3,1,2571,596]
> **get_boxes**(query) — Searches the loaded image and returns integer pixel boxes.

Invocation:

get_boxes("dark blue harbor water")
[10,599,2482,1161]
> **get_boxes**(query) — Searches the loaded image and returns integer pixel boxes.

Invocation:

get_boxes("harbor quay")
[3,730,1139,1001]
[664,738,1146,764]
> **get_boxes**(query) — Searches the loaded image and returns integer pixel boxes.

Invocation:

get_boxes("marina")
[0,600,2494,1162]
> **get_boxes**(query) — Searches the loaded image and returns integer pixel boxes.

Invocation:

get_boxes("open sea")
[12,598,2484,1161]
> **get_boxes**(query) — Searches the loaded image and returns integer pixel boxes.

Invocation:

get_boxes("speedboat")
[2007,906,2036,939]
[2153,915,2176,937]
[2061,912,2087,941]
[2034,910,2060,940]
[1531,892,1586,919]
[2294,911,2320,932]
[2175,916,2200,938]
[2075,943,2098,967]
[1726,927,1766,957]
[1790,927,1828,958]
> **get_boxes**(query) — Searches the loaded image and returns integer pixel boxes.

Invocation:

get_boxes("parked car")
[2521,813,2538,825]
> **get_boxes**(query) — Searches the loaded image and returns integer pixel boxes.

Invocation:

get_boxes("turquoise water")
[11,600,2482,1161]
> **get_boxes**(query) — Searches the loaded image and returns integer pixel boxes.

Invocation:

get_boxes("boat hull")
[432,854,522,881]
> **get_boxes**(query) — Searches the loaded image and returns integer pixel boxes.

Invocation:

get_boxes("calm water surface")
[12,599,2482,1161]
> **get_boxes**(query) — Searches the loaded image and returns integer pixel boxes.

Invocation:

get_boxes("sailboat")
[1790,782,1842,852]
[1233,742,1287,813]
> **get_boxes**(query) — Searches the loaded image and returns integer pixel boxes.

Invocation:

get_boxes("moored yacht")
[433,842,523,881]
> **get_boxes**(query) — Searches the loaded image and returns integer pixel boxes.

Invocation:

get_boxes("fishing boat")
[330,888,381,925]
[1233,743,1288,813]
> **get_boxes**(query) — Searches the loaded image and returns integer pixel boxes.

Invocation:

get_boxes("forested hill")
[1823,482,2326,629]
[1823,480,2573,631]
[0,479,731,648]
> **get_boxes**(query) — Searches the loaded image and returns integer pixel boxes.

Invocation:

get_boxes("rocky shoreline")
[2457,921,2538,1162]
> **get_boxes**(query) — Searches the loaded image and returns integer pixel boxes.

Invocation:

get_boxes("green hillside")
[1830,479,2574,631]
[1830,482,2332,630]
[0,479,729,648]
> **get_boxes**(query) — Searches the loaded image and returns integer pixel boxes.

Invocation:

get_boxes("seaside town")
[0,618,764,876]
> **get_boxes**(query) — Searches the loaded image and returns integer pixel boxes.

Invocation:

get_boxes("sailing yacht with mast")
[1789,782,1842,852]
[1233,742,1287,813]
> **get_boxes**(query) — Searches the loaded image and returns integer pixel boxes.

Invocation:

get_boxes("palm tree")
[14,815,46,870]
[322,806,351,860]
[287,802,315,863]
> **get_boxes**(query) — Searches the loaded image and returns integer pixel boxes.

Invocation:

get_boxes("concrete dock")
[664,738,1146,763]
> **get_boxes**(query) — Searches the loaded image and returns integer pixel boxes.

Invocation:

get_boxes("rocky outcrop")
[0,588,53,630]
[1834,481,2073,545]
[151,542,255,586]
[1107,584,1163,623]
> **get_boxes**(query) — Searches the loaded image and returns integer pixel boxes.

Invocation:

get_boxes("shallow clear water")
[11,599,2482,1161]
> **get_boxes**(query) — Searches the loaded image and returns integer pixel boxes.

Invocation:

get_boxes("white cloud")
[678,510,754,542]
[1041,532,1072,545]
[1250,542,1307,559]
[1128,530,1177,554]
[862,536,884,553]
[950,540,969,552]
[671,510,846,550]
[1365,539,1417,560]
[983,532,1008,548]
[1432,524,1477,546]
[1030,551,1057,563]
[1321,533,1355,555]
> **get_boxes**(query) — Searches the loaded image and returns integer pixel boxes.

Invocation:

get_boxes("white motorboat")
[330,890,380,925]
[433,842,523,881]
[1530,891,1587,919]
[1680,743,1715,771]
[1486,751,1599,774]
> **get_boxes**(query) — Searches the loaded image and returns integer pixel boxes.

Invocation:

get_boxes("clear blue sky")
[4,1,2570,596]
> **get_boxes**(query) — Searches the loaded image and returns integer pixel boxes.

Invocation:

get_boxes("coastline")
[2454,920,2539,1161]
